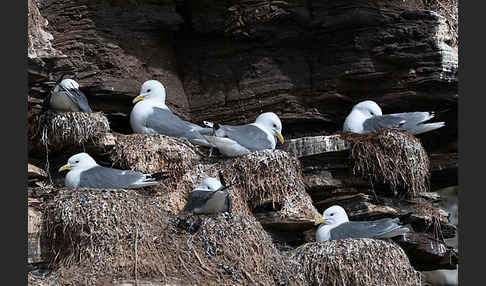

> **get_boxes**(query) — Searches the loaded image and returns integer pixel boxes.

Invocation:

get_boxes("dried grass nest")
[215,149,319,219]
[42,189,296,285]
[340,129,430,198]
[28,111,110,154]
[108,133,201,184]
[288,239,421,286]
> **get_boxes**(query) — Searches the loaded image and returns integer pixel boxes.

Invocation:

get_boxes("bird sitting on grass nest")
[46,77,93,113]
[343,100,445,135]
[130,80,214,147]
[182,172,233,215]
[314,205,409,242]
[58,152,168,189]
[201,112,285,157]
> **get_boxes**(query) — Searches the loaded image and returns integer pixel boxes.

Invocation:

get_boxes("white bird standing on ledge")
[343,100,445,135]
[202,112,285,157]
[130,80,213,147]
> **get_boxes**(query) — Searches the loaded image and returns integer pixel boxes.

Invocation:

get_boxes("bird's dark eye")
[273,124,276,127]
[147,89,151,92]
[330,213,334,216]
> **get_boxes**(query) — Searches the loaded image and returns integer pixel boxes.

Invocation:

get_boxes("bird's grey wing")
[362,115,407,132]
[218,124,273,151]
[329,219,401,240]
[363,112,435,133]
[146,108,210,143]
[60,86,93,112]
[183,190,217,211]
[78,166,145,189]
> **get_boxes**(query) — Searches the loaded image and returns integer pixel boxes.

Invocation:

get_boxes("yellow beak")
[314,218,326,226]
[275,132,284,144]
[132,95,145,104]
[58,164,71,172]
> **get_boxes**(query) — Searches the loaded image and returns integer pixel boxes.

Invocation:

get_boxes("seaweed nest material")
[340,129,430,198]
[28,111,110,154]
[42,189,296,285]
[289,239,421,286]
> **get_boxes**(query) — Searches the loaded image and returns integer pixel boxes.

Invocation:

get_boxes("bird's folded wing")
[61,86,93,112]
[146,107,210,142]
[364,112,436,132]
[218,124,273,151]
[183,190,218,211]
[79,166,145,189]
[330,218,401,240]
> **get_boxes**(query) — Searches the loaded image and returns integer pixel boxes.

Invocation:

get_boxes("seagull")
[202,112,285,157]
[314,205,409,242]
[58,152,168,189]
[343,100,445,135]
[130,80,213,147]
[47,79,93,112]
[182,172,232,215]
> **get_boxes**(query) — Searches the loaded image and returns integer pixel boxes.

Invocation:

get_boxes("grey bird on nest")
[130,80,213,147]
[201,112,285,157]
[343,100,445,135]
[59,152,168,189]
[46,75,93,112]
[182,171,233,215]
[314,205,410,242]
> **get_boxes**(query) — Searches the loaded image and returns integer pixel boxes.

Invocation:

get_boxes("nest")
[215,150,319,219]
[28,111,110,154]
[340,129,430,198]
[108,134,201,183]
[42,189,296,285]
[288,239,421,286]
[163,149,320,226]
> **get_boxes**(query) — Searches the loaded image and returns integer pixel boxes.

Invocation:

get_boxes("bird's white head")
[56,79,80,92]
[132,80,166,105]
[254,112,284,144]
[314,205,349,226]
[195,177,223,192]
[353,100,383,117]
[58,152,98,172]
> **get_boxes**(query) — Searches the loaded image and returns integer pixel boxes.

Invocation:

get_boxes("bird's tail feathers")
[415,122,446,135]
[380,226,410,238]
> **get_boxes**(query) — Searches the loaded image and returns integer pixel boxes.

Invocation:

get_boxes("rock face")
[28,0,458,284]
[29,0,457,149]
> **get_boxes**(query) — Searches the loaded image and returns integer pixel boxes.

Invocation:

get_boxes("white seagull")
[314,205,409,242]
[48,79,93,112]
[58,152,168,189]
[202,112,285,157]
[182,176,232,215]
[343,100,445,135]
[130,80,213,147]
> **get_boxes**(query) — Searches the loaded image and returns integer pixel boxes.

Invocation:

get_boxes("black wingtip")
[397,212,414,224]
[56,73,70,84]
[212,122,222,135]
[149,171,170,181]
[218,171,227,187]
